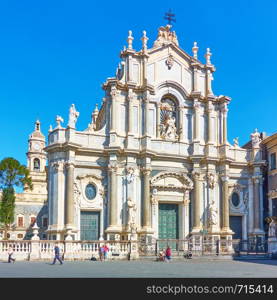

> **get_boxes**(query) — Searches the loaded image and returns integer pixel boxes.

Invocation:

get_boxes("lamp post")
[200,228,208,256]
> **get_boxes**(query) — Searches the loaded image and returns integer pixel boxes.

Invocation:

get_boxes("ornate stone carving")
[192,170,201,181]
[151,172,193,190]
[206,173,216,189]
[165,54,174,70]
[154,24,179,47]
[251,128,261,148]
[126,166,136,183]
[233,137,239,147]
[110,86,119,98]
[73,180,82,207]
[160,114,178,140]
[68,104,79,129]
[193,101,201,111]
[51,161,64,172]
[141,167,151,176]
[108,162,118,173]
[55,115,64,129]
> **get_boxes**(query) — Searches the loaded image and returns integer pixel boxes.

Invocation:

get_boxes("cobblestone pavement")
[0,259,277,278]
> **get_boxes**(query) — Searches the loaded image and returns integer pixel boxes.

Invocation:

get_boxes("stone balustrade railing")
[0,240,131,261]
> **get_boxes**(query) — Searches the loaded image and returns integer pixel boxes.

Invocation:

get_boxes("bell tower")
[26,120,47,198]
[27,120,46,172]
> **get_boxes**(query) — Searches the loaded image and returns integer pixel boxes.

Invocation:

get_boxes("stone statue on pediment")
[68,104,79,129]
[251,129,261,148]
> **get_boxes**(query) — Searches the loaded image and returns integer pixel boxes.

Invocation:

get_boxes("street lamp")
[200,228,208,256]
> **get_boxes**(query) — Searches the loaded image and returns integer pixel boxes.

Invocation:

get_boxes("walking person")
[8,245,15,263]
[103,244,109,261]
[51,243,63,265]
[99,245,105,261]
[165,246,172,262]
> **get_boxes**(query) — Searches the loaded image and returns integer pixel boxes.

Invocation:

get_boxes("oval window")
[85,184,97,200]
[231,192,240,207]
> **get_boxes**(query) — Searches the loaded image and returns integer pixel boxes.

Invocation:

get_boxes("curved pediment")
[151,172,193,190]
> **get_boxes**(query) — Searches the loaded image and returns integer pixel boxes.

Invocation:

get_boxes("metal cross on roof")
[164,9,176,25]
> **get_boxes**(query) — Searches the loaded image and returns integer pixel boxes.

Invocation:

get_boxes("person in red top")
[103,244,109,261]
[165,246,172,262]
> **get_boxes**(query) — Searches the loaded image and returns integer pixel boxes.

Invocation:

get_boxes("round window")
[85,184,97,200]
[231,192,240,207]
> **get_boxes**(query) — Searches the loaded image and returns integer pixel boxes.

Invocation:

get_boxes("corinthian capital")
[108,162,118,173]
[110,86,119,98]
[64,161,75,169]
[192,170,201,180]
[193,101,201,111]
[51,161,64,172]
[252,175,262,184]
[141,167,152,176]
[220,175,229,182]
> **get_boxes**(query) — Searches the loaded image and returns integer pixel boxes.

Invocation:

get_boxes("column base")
[105,226,122,240]
[252,228,265,235]
[220,227,234,235]
[191,227,201,234]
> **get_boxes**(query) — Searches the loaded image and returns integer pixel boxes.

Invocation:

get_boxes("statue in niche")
[208,200,218,226]
[268,218,277,238]
[127,197,137,231]
[161,114,178,140]
[68,104,80,129]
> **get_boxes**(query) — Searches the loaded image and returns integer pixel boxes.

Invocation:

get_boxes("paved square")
[0,259,277,278]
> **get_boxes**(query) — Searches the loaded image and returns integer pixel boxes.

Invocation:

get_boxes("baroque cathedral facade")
[8,24,267,243]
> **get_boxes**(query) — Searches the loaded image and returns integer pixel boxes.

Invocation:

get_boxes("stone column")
[110,86,118,132]
[144,97,149,137]
[65,162,75,237]
[192,171,201,232]
[128,90,133,135]
[108,163,118,228]
[221,104,228,145]
[142,167,151,229]
[206,69,213,96]
[253,176,262,232]
[207,101,213,144]
[179,106,184,142]
[192,65,198,92]
[221,176,230,232]
[156,102,161,138]
[193,101,200,141]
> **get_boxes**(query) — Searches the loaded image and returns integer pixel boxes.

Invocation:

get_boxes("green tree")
[0,157,33,239]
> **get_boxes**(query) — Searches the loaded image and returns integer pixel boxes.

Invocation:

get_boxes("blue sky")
[0,0,276,166]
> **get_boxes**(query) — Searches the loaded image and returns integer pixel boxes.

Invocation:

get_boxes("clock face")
[34,143,40,151]
[85,184,97,200]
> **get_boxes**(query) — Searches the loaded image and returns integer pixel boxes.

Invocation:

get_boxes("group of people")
[99,244,109,261]
[158,246,172,262]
